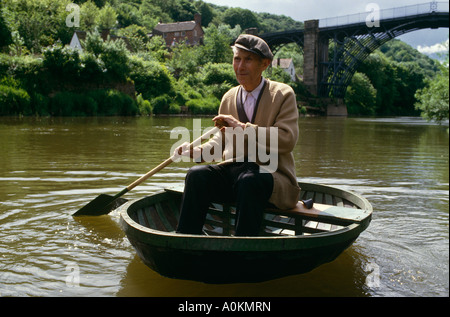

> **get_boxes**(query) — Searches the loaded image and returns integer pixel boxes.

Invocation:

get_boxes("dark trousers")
[176,163,274,236]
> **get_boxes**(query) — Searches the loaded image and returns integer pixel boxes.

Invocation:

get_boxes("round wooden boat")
[119,182,372,284]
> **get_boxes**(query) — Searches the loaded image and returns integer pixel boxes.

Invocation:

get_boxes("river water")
[0,116,448,297]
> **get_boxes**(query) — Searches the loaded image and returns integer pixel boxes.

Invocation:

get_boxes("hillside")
[0,0,444,118]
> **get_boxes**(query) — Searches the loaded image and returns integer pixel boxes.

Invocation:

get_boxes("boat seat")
[265,201,371,226]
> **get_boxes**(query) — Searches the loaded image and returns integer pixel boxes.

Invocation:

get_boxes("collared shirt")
[241,77,265,121]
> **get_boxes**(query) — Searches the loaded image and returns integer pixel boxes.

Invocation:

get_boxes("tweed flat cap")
[233,34,274,60]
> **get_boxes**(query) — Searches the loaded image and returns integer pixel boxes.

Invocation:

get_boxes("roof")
[154,21,197,33]
[73,30,124,42]
[71,30,133,51]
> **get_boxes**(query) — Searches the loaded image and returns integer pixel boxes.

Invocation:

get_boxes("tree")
[166,42,201,79]
[117,24,149,52]
[82,30,105,57]
[199,24,234,64]
[264,66,292,84]
[115,2,141,28]
[0,11,12,50]
[138,0,171,30]
[97,3,118,30]
[130,58,174,101]
[80,0,100,32]
[193,0,215,26]
[169,0,196,22]
[345,72,377,116]
[2,0,72,53]
[8,31,27,56]
[222,8,259,30]
[146,36,169,62]
[415,57,449,124]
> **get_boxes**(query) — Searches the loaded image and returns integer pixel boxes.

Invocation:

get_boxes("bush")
[136,94,152,115]
[101,39,130,82]
[49,89,138,116]
[186,96,220,115]
[201,62,237,86]
[91,89,138,116]
[130,58,174,100]
[345,72,377,116]
[152,94,173,114]
[0,53,44,94]
[30,92,50,116]
[43,44,82,81]
[168,103,181,114]
[84,31,131,81]
[415,61,449,124]
[200,63,237,100]
[0,84,31,115]
[80,53,105,82]
[49,91,98,116]
[264,66,292,84]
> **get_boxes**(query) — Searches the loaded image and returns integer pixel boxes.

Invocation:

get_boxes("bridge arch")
[260,1,449,108]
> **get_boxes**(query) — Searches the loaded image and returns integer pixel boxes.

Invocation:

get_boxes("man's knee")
[236,171,273,197]
[185,165,213,185]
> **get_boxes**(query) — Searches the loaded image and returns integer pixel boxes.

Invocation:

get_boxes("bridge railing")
[319,1,449,28]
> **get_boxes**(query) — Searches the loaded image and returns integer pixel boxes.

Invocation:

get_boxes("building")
[153,13,204,47]
[272,58,297,82]
[69,29,132,52]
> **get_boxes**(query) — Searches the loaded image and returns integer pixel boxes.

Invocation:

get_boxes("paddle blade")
[73,194,128,216]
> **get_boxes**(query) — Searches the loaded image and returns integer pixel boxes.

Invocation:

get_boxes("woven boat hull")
[119,182,372,283]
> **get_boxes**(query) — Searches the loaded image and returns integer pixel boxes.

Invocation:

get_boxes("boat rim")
[119,182,372,252]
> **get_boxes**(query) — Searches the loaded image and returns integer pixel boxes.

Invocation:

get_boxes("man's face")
[233,49,271,91]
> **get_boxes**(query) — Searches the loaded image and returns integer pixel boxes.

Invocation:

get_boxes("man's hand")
[213,115,245,130]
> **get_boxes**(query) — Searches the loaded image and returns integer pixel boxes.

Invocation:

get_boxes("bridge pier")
[303,20,320,96]
[303,20,330,96]
[325,98,348,116]
[303,20,347,116]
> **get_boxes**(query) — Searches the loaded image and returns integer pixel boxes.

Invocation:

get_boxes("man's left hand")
[213,115,245,130]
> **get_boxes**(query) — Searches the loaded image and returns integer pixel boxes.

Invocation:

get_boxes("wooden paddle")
[73,125,221,216]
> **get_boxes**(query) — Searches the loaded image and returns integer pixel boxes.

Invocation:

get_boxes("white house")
[272,58,297,82]
[69,31,84,52]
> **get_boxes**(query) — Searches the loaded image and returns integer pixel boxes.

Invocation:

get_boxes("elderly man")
[176,34,300,236]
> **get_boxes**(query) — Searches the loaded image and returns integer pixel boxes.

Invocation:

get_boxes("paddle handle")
[125,126,220,192]
[126,156,175,191]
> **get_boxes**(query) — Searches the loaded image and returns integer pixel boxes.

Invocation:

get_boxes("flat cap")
[233,34,274,60]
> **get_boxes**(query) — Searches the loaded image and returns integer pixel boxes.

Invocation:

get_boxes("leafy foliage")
[0,0,444,118]
[352,40,442,116]
[415,51,449,124]
[345,72,377,116]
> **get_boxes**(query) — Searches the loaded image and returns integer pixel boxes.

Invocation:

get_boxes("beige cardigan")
[201,79,300,210]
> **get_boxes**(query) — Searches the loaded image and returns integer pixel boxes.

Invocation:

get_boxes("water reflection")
[117,249,369,297]
[0,116,448,297]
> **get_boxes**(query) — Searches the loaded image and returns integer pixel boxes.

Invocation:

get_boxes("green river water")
[0,116,448,297]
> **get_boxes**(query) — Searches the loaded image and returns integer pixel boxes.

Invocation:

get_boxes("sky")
[205,0,449,56]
